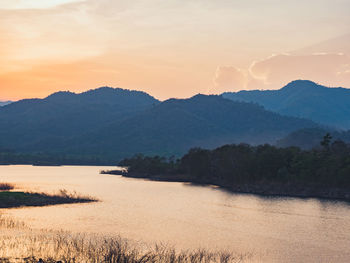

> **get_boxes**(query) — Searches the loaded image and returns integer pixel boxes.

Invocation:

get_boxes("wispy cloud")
[1,0,350,99]
[212,53,350,93]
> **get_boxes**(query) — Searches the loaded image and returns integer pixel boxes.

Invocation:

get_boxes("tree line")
[120,134,350,189]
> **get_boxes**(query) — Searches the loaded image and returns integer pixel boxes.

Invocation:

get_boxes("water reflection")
[1,165,350,262]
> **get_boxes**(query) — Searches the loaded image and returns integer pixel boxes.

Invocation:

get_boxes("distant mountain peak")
[95,86,115,90]
[40,87,160,106]
[0,100,12,107]
[190,94,220,99]
[222,80,350,129]
[162,94,229,107]
[84,86,122,94]
[282,80,321,90]
[80,86,160,102]
[84,86,154,96]
[46,91,76,100]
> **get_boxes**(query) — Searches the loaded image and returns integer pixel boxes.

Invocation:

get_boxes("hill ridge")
[222,80,350,129]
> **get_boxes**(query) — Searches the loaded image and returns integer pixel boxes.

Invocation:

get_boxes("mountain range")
[0,87,158,153]
[56,94,316,158]
[222,80,350,129]
[0,101,12,107]
[1,80,350,160]
[0,84,319,159]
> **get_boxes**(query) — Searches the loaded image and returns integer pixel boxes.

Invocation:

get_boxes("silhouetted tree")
[120,141,350,189]
[320,133,332,150]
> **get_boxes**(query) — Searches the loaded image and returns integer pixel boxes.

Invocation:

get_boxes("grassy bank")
[0,216,247,263]
[0,189,97,208]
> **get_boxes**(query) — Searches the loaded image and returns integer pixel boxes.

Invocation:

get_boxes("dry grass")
[0,216,249,263]
[0,183,14,191]
[0,214,27,229]
[0,233,246,263]
[55,189,97,202]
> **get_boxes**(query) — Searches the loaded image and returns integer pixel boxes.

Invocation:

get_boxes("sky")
[0,0,350,101]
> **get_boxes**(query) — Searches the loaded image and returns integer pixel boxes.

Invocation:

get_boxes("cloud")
[295,33,350,56]
[211,66,248,93]
[1,0,350,100]
[250,53,350,89]
[212,53,350,93]
[211,66,266,93]
[0,0,114,74]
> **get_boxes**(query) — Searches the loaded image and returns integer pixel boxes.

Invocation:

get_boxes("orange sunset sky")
[1,0,350,101]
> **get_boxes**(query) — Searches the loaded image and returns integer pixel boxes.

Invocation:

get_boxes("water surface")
[1,165,350,262]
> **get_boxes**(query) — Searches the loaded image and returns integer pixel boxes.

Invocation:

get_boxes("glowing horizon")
[1,0,350,101]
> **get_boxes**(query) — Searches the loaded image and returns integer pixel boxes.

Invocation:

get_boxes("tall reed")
[0,216,248,263]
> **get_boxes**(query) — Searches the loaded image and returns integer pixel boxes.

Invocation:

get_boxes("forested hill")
[38,94,318,159]
[0,87,159,150]
[0,88,318,161]
[222,80,350,129]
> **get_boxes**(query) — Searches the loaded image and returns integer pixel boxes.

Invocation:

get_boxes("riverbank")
[110,143,350,202]
[0,189,97,208]
[101,169,191,182]
[101,169,350,202]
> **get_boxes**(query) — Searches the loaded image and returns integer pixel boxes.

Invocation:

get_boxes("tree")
[320,133,332,150]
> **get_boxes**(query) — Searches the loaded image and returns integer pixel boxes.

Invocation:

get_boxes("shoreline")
[102,170,350,202]
[0,190,97,209]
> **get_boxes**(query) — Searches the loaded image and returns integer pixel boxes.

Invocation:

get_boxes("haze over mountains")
[223,80,350,129]
[0,82,322,159]
[277,128,350,149]
[1,80,350,160]
[57,94,316,158]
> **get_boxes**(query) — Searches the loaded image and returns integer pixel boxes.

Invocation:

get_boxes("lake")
[1,165,350,262]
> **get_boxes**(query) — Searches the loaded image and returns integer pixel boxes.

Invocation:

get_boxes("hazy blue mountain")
[277,128,350,149]
[0,101,12,107]
[45,94,318,159]
[0,88,319,159]
[0,87,159,150]
[222,80,350,129]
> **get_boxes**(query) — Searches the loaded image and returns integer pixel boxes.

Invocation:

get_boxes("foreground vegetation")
[0,216,246,263]
[0,189,97,208]
[106,135,350,200]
